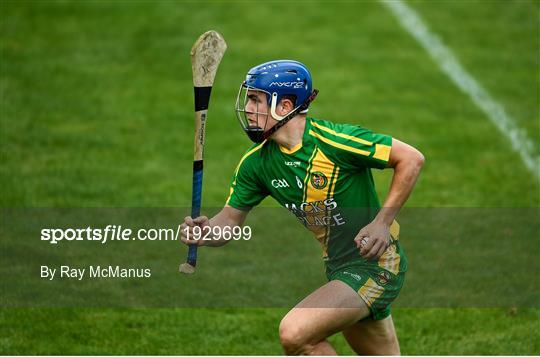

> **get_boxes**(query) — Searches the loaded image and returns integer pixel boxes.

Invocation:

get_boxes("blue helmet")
[245,60,313,116]
[235,60,317,143]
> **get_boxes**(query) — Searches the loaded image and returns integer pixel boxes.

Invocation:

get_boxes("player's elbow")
[394,146,424,172]
[407,149,425,178]
[413,149,425,169]
[389,139,424,170]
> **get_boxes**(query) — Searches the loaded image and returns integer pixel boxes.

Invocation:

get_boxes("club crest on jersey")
[310,171,328,190]
[377,271,391,286]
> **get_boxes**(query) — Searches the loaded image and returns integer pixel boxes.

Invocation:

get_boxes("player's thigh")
[342,315,400,355]
[279,280,370,345]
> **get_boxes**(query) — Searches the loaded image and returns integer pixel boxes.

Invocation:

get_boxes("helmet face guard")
[235,83,271,143]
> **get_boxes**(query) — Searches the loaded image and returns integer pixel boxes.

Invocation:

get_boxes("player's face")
[245,90,277,130]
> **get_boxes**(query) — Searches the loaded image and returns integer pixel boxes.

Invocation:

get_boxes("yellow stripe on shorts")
[378,244,401,275]
[358,278,385,307]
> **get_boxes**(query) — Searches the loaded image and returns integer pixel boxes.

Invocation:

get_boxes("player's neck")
[271,115,306,150]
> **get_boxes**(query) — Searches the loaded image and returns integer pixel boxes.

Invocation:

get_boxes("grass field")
[1,0,539,355]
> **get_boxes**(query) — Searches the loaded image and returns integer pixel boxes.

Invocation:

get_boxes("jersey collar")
[277,117,312,155]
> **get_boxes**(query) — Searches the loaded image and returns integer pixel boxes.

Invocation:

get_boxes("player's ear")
[279,98,294,114]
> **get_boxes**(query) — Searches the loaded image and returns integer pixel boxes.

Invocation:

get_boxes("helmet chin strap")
[262,89,319,141]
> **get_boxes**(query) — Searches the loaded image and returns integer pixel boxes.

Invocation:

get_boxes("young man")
[181,60,424,355]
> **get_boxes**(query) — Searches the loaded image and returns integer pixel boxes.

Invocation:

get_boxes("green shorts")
[327,261,405,321]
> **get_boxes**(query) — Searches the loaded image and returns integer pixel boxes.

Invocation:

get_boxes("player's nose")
[245,102,254,113]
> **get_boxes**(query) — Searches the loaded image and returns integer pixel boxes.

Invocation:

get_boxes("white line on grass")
[380,0,540,178]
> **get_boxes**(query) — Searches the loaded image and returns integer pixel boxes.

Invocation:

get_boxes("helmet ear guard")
[270,93,285,121]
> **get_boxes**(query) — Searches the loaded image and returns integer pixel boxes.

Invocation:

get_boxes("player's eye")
[247,95,259,103]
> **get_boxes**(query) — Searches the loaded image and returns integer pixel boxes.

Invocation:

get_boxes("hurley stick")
[179,31,227,274]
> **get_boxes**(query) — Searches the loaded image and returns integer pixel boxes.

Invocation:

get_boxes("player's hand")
[180,215,210,246]
[354,220,391,260]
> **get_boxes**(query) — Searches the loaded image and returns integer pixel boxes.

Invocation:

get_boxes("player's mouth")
[246,114,258,126]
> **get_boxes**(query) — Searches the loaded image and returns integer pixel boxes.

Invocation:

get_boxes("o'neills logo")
[310,171,328,189]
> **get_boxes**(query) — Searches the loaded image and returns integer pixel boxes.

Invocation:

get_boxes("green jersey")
[227,117,406,273]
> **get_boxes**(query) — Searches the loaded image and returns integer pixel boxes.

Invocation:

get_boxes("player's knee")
[279,319,302,351]
[279,318,314,354]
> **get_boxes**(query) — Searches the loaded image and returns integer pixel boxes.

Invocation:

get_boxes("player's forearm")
[204,216,235,247]
[376,150,425,226]
[204,207,246,247]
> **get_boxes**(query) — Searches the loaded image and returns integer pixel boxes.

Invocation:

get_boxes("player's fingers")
[180,225,199,240]
[180,235,199,245]
[180,223,187,237]
[184,216,195,226]
[180,223,202,244]
[356,236,369,250]
[180,224,195,236]
[181,225,204,244]
[356,230,370,250]
[364,239,383,260]
[374,242,388,260]
[193,216,209,225]
[360,236,376,255]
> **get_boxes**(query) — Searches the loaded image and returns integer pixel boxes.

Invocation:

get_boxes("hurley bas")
[41,265,151,280]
